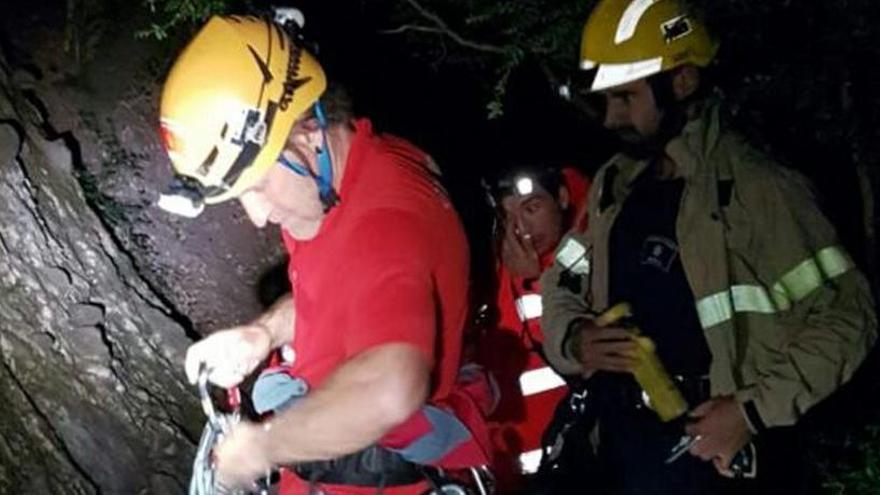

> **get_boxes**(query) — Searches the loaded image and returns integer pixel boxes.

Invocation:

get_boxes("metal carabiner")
[197,363,241,433]
[197,362,224,431]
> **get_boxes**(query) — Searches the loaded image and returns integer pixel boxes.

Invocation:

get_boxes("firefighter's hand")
[500,221,541,279]
[685,396,753,477]
[571,322,637,374]
[215,420,272,490]
[184,325,272,387]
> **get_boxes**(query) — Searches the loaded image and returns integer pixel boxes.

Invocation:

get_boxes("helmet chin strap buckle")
[319,186,339,212]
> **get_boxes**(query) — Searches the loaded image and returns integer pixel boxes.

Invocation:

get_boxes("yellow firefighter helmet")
[579,0,718,92]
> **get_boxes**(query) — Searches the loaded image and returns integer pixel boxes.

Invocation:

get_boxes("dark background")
[0,0,878,492]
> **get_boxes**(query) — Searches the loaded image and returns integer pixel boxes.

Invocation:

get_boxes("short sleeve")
[341,209,437,364]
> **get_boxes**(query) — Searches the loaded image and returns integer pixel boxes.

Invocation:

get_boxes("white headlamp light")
[515,176,535,196]
[157,192,205,218]
[157,177,207,218]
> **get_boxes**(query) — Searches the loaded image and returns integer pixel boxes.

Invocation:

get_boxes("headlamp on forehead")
[486,171,541,205]
[514,176,535,196]
[157,176,207,218]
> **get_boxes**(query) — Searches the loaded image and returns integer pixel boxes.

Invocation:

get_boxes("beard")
[614,127,665,160]
[615,104,688,161]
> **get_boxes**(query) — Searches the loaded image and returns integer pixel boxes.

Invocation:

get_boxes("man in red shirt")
[478,166,589,492]
[157,15,488,494]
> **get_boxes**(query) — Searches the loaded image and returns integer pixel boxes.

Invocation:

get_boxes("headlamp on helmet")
[514,176,535,197]
[157,13,327,216]
[488,167,562,205]
[157,177,207,218]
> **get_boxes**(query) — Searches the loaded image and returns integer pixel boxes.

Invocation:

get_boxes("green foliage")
[815,423,880,495]
[385,0,594,117]
[136,0,231,40]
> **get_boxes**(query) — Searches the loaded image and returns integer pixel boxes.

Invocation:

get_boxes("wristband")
[742,399,767,434]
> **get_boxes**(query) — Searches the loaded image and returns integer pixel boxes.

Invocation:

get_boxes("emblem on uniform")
[640,235,679,273]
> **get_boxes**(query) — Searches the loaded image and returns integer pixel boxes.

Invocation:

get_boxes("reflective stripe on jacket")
[541,100,877,428]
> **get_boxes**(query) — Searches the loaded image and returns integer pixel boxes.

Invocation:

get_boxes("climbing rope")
[188,363,255,495]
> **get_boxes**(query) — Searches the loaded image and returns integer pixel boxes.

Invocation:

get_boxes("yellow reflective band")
[556,238,591,275]
[696,290,731,329]
[697,246,855,329]
[519,366,567,397]
[515,294,543,321]
[731,285,777,314]
[697,285,777,329]
[519,448,543,474]
[773,246,854,303]
[817,246,853,278]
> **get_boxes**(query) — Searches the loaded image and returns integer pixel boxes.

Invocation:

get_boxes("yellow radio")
[597,303,688,422]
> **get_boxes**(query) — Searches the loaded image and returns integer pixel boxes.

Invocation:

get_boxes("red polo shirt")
[279,119,469,494]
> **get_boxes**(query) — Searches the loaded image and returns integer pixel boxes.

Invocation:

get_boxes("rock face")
[0,56,199,492]
[0,8,288,492]
[0,1,288,337]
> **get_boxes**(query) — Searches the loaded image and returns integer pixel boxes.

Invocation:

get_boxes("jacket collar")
[665,98,724,178]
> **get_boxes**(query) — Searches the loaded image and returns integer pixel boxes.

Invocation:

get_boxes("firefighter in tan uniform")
[541,1,877,493]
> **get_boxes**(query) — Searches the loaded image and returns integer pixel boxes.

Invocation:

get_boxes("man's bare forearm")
[259,343,430,463]
[252,294,296,349]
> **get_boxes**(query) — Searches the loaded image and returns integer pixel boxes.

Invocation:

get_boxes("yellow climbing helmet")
[159,15,326,211]
[578,0,718,92]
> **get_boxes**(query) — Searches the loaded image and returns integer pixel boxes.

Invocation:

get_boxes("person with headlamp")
[157,14,492,494]
[477,164,589,492]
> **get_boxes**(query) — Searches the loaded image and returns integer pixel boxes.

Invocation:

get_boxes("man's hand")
[184,325,272,387]
[685,396,753,477]
[500,221,541,279]
[571,321,637,374]
[214,420,272,490]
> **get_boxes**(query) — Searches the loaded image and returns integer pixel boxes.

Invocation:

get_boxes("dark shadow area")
[258,259,292,309]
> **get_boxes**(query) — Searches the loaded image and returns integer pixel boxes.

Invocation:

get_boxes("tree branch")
[379,24,444,36]
[385,0,507,54]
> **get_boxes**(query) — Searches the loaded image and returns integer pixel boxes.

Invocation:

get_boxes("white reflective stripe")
[696,247,856,329]
[697,285,779,329]
[730,285,776,314]
[615,0,661,44]
[696,290,733,329]
[515,294,543,321]
[774,246,854,303]
[519,448,543,474]
[519,366,567,397]
[556,238,591,275]
[556,238,585,265]
[816,246,853,279]
[570,258,591,276]
[592,57,664,91]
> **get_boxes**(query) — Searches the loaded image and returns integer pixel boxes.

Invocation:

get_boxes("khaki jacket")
[541,101,877,428]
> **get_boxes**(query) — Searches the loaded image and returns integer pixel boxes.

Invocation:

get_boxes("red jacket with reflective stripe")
[477,167,590,491]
